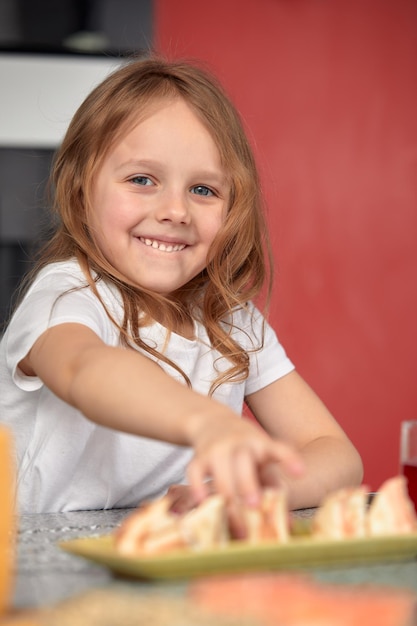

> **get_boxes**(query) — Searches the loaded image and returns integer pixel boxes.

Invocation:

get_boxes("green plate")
[59,532,417,580]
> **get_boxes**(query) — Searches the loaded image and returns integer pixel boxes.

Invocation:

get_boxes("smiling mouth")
[139,237,187,253]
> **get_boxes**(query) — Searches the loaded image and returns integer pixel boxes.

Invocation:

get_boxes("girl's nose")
[155,190,191,224]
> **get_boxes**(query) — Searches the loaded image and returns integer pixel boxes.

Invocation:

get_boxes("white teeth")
[140,237,186,252]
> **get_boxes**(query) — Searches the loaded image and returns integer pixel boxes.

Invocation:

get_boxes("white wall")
[0,54,124,147]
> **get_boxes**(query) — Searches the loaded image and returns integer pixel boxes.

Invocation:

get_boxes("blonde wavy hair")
[31,55,273,393]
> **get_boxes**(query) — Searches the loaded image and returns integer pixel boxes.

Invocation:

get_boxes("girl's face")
[89,97,229,295]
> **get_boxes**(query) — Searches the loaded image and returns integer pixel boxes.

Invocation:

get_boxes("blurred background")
[0,0,416,494]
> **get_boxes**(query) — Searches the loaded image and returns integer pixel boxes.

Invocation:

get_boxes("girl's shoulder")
[29,260,118,301]
[28,258,123,314]
[226,302,270,346]
[30,259,89,290]
[228,302,265,329]
[8,259,123,344]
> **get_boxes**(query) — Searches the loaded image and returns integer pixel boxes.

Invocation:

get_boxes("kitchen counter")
[13,508,417,611]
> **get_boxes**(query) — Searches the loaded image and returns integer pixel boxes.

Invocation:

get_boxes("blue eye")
[130,176,153,186]
[191,185,214,196]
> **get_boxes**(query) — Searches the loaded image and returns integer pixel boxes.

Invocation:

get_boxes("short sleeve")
[4,264,117,390]
[231,304,295,396]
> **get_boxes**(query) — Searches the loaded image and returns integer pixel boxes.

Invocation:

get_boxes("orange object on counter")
[190,572,417,626]
[0,426,16,617]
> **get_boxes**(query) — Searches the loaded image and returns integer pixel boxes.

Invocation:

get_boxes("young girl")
[0,56,363,515]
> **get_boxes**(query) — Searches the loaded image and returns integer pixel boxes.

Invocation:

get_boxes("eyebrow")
[116,159,229,188]
[115,159,159,172]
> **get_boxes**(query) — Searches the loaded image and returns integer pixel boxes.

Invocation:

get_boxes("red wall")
[155,0,417,491]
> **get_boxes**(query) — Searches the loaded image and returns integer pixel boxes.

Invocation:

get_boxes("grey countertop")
[14,508,417,611]
[15,509,135,609]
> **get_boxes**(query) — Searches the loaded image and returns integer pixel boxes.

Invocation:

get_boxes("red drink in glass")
[402,461,417,512]
[400,421,417,512]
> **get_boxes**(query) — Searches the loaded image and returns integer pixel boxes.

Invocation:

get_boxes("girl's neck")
[144,300,196,340]
[171,317,195,340]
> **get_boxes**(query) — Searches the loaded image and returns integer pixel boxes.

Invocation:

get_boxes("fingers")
[186,459,210,504]
[187,434,305,508]
[265,440,305,478]
[187,445,259,507]
[166,484,199,514]
[227,500,247,540]
[231,446,262,506]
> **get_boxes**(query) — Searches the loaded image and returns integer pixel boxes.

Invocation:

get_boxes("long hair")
[26,55,273,392]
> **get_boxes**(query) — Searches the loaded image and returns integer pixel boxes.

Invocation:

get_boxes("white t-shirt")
[0,260,294,513]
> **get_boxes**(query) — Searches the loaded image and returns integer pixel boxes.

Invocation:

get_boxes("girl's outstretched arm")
[19,322,304,506]
[245,370,364,510]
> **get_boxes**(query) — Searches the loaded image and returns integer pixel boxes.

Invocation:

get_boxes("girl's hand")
[186,414,304,508]
[166,482,275,540]
[166,484,200,514]
[167,481,217,514]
